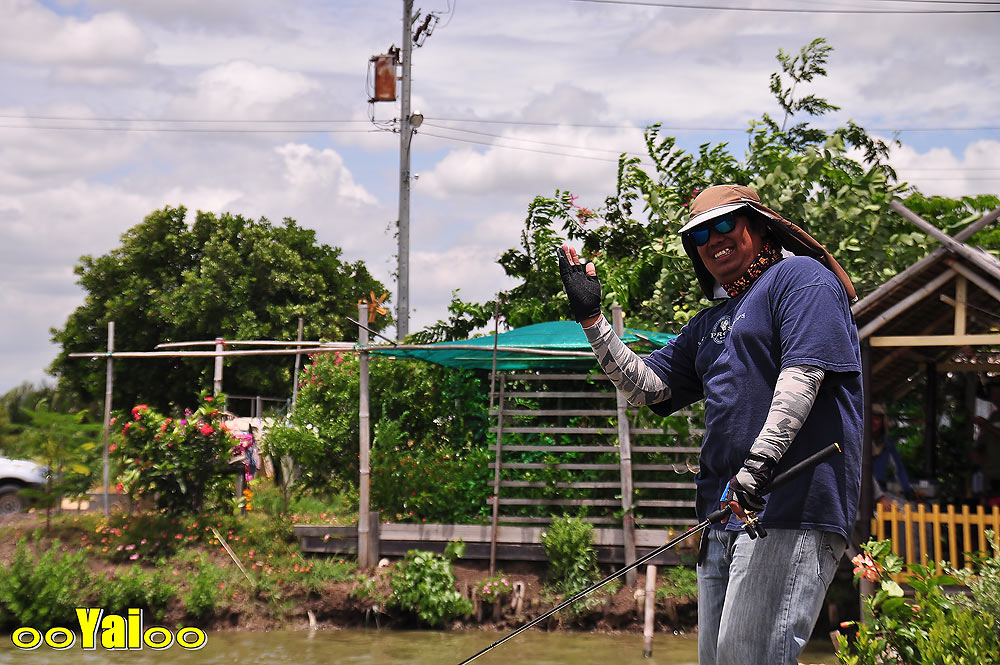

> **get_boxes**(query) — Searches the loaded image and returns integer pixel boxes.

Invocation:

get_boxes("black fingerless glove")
[720,452,775,515]
[557,248,603,322]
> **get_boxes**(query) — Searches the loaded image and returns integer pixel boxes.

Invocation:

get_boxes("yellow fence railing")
[871,503,1000,578]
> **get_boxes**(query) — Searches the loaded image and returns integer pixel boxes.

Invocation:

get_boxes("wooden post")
[613,304,637,586]
[643,564,656,657]
[367,510,380,564]
[102,322,114,517]
[213,337,224,396]
[291,317,304,411]
[489,376,506,576]
[859,340,874,615]
[358,304,372,569]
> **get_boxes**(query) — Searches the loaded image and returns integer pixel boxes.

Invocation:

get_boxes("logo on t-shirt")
[710,315,732,344]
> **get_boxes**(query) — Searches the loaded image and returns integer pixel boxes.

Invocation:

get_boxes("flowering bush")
[112,394,240,514]
[837,538,999,664]
[478,573,513,602]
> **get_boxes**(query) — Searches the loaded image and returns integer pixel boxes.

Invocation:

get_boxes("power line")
[425,116,1000,133]
[572,0,1000,13]
[421,121,648,156]
[0,114,369,124]
[2,113,996,134]
[419,130,656,165]
[0,124,380,134]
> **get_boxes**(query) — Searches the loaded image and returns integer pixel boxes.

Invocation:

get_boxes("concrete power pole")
[396,0,414,341]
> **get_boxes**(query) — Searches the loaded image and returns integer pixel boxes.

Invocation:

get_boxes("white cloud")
[887,139,1000,199]
[0,1,150,77]
[1,0,998,393]
[169,60,320,119]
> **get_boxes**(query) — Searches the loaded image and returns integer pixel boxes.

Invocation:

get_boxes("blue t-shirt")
[644,256,863,539]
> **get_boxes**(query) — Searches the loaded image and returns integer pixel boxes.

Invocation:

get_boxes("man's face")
[695,215,767,285]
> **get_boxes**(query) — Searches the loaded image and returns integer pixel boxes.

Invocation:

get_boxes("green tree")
[50,207,388,410]
[419,38,997,339]
[16,401,101,530]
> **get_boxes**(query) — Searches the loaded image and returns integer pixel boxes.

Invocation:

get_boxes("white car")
[0,456,47,514]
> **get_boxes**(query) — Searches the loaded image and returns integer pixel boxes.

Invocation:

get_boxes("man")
[871,402,917,502]
[557,184,863,665]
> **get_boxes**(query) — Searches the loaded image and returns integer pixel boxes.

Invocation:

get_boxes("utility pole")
[397,0,414,341]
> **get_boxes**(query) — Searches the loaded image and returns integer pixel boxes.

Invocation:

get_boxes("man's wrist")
[580,313,602,329]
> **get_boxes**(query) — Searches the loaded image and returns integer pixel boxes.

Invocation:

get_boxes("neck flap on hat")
[721,239,783,297]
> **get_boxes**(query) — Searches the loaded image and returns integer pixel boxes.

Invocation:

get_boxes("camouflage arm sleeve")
[747,364,825,464]
[583,316,671,407]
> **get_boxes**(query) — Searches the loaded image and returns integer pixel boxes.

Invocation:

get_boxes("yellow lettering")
[143,626,174,649]
[11,627,41,650]
[101,614,127,649]
[127,607,143,649]
[44,627,76,650]
[76,607,103,650]
[176,627,207,650]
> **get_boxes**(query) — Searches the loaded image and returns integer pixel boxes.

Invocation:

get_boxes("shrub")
[837,538,999,664]
[388,549,473,627]
[112,395,240,514]
[656,565,698,599]
[478,573,514,602]
[0,538,91,630]
[371,419,492,523]
[291,352,490,508]
[183,558,225,618]
[98,567,175,621]
[541,516,600,597]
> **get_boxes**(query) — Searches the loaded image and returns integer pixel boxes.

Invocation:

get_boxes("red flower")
[109,443,118,452]
[131,404,149,419]
[205,396,213,402]
[200,424,214,435]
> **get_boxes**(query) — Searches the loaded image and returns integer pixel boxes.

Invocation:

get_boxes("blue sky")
[1,0,998,393]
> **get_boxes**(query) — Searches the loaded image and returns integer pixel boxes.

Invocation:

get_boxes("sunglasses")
[688,214,739,246]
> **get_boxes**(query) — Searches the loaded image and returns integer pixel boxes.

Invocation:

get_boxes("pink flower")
[205,396,213,402]
[108,443,117,452]
[129,553,139,560]
[852,553,881,582]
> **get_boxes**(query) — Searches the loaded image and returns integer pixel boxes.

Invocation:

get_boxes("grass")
[0,483,360,630]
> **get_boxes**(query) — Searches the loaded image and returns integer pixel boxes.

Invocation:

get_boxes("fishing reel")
[742,511,767,539]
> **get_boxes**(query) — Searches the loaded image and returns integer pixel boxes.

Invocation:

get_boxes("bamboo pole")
[69,343,595,359]
[613,304,637,587]
[357,304,372,569]
[291,317,304,411]
[642,564,656,658]
[489,377,506,576]
[213,338,224,396]
[102,322,114,517]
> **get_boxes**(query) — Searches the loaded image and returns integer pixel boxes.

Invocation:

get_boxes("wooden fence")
[871,503,1000,578]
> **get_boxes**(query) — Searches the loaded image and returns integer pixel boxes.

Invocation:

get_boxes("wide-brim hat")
[680,184,857,302]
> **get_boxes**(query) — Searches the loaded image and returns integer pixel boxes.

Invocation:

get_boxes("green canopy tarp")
[372,320,675,370]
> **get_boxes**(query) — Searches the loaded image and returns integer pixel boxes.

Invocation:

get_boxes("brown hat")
[680,184,857,302]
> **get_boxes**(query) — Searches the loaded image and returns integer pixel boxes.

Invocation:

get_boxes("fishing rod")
[455,442,842,665]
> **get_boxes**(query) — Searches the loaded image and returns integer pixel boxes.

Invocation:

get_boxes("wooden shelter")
[852,201,1000,545]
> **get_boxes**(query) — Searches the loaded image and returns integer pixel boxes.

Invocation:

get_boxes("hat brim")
[678,202,749,234]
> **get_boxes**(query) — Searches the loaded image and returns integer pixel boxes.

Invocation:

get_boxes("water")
[0,628,838,664]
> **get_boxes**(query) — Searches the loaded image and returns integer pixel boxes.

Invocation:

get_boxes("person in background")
[871,402,917,502]
[558,184,863,665]
[973,379,1000,502]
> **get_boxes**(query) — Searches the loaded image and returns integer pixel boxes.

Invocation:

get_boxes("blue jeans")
[697,527,846,665]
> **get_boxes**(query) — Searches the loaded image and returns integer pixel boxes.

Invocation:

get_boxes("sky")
[1,0,998,394]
